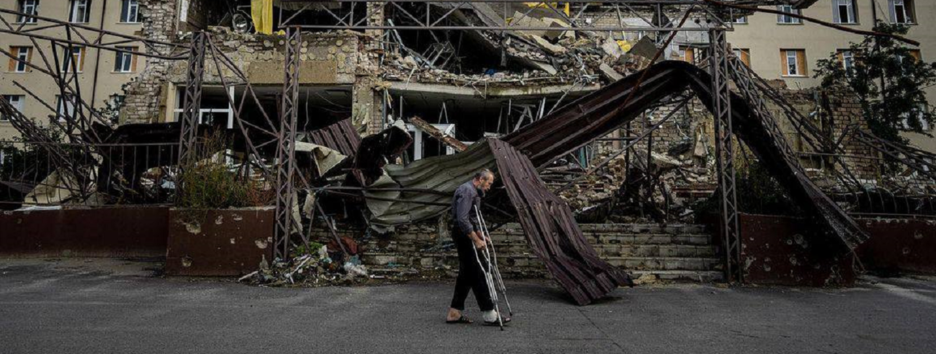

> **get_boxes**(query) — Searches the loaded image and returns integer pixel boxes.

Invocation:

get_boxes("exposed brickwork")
[121,0,178,124]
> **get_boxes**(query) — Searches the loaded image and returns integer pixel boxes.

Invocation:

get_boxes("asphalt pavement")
[1,258,935,354]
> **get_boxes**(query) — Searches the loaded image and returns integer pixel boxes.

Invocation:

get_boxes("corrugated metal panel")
[308,119,361,157]
[364,142,496,230]
[490,139,631,305]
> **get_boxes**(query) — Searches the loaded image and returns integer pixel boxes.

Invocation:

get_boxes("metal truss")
[274,28,303,260]
[178,32,207,165]
[708,29,741,283]
[278,0,738,31]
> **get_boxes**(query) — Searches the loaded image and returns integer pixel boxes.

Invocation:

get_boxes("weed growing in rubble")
[176,131,274,210]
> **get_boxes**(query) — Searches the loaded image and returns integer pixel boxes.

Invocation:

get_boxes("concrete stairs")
[359,223,723,283]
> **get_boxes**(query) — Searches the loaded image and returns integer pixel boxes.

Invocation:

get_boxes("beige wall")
[727,0,936,152]
[1,0,145,141]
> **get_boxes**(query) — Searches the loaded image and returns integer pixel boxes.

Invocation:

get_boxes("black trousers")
[449,229,495,312]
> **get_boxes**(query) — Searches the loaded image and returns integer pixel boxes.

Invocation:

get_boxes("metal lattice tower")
[708,29,742,283]
[274,28,302,260]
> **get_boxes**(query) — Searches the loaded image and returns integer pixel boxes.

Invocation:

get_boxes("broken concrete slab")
[599,63,624,82]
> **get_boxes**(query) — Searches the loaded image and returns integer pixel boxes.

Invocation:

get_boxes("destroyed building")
[2,1,936,303]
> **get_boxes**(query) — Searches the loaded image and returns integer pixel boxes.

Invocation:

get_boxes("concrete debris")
[599,63,624,82]
[240,245,371,287]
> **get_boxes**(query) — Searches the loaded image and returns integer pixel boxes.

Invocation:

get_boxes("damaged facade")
[2,1,935,301]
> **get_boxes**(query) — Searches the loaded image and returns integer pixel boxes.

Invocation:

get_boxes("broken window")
[776,5,801,24]
[173,86,235,128]
[1,95,25,121]
[833,0,858,24]
[733,48,751,67]
[8,46,32,73]
[406,123,458,161]
[16,0,39,24]
[55,94,76,120]
[387,87,588,162]
[781,49,806,77]
[61,46,85,72]
[890,0,915,24]
[837,50,855,73]
[901,104,930,131]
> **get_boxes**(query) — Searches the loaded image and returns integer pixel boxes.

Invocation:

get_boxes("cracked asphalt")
[1,258,935,354]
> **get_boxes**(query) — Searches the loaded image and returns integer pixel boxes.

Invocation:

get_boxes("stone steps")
[631,270,724,283]
[362,252,720,272]
[350,223,722,283]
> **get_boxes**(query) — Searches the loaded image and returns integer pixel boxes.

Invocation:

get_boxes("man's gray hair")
[473,169,494,181]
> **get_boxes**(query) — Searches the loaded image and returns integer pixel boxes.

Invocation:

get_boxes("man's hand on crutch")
[469,231,487,250]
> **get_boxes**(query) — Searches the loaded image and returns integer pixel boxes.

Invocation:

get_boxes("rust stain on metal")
[308,119,362,157]
[490,139,632,305]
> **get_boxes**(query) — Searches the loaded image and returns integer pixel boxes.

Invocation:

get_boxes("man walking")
[445,169,510,326]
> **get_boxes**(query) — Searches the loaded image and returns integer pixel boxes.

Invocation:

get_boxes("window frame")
[782,49,807,77]
[2,95,27,121]
[56,95,77,120]
[733,48,751,67]
[16,0,40,24]
[891,0,916,25]
[10,46,32,73]
[120,0,139,23]
[733,16,748,24]
[838,50,855,73]
[833,0,858,24]
[777,5,802,24]
[61,46,85,73]
[114,46,137,73]
[68,0,91,24]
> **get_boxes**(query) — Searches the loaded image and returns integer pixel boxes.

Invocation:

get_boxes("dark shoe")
[446,315,473,324]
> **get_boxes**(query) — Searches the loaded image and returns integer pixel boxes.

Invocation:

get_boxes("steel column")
[178,32,206,165]
[274,28,302,260]
[708,29,742,283]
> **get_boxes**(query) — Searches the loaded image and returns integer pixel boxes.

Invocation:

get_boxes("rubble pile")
[239,244,371,287]
[554,146,715,222]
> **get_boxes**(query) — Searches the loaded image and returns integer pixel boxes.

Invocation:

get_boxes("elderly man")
[445,169,510,326]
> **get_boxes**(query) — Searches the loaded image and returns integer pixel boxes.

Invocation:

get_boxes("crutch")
[470,229,504,330]
[477,208,512,317]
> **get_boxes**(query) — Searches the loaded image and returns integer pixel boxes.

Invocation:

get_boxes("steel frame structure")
[707,29,741,283]
[3,1,930,280]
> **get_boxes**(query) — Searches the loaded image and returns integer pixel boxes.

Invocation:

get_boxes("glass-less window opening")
[833,0,858,24]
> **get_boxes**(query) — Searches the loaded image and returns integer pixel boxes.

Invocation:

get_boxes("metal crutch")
[477,208,513,316]
[470,230,504,331]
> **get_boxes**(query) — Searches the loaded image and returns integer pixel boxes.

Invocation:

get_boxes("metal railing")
[1,141,181,207]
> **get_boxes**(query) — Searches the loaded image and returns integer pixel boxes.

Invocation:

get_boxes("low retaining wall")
[165,208,275,276]
[857,218,936,274]
[0,206,169,257]
[737,214,857,286]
